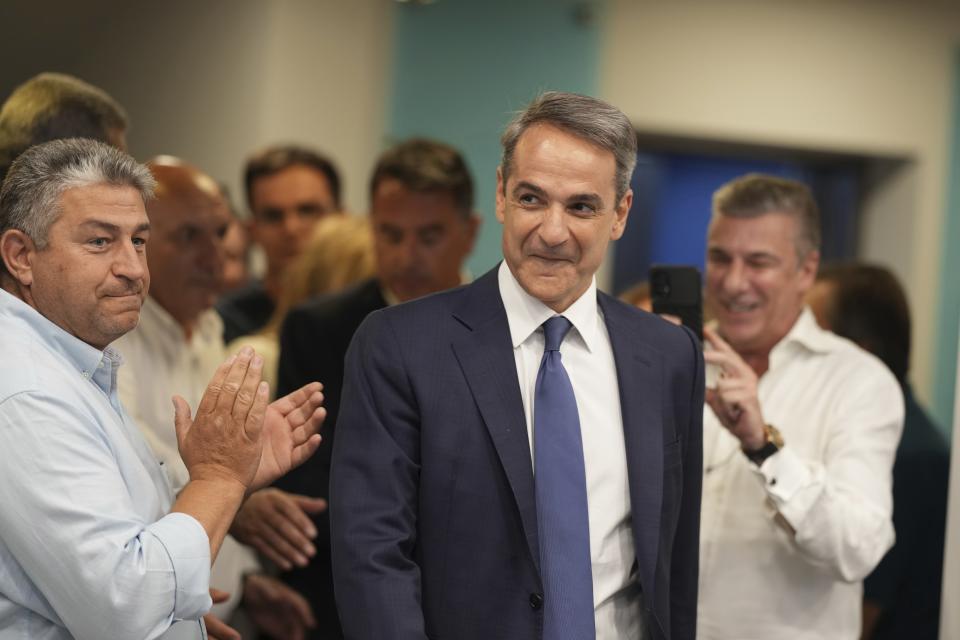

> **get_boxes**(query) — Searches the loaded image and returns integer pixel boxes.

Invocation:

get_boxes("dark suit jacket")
[275,278,387,639]
[330,268,703,640]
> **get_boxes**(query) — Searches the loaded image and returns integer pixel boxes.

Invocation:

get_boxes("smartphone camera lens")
[652,272,671,297]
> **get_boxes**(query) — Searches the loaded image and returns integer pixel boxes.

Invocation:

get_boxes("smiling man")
[0,138,324,639]
[697,174,904,640]
[330,92,703,640]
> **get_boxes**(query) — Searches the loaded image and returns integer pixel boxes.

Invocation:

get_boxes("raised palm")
[251,382,325,491]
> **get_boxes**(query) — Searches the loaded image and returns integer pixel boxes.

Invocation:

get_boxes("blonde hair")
[262,214,375,335]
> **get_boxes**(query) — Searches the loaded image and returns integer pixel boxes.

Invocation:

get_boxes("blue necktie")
[534,316,595,640]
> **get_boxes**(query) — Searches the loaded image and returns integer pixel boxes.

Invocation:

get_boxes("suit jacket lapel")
[451,268,541,574]
[599,294,663,608]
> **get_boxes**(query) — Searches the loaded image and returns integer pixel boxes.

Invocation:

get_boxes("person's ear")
[611,189,633,240]
[798,249,820,291]
[495,166,506,224]
[0,229,37,287]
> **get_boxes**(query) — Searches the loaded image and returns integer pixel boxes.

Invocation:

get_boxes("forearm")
[172,478,247,562]
[753,448,895,581]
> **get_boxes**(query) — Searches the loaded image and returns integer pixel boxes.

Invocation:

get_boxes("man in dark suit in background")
[216,146,343,343]
[331,92,703,640]
[273,138,479,638]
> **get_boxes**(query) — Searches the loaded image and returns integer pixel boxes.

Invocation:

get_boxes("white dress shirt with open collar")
[698,307,904,640]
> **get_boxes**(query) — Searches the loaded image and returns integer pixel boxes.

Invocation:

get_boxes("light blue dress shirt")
[0,289,212,639]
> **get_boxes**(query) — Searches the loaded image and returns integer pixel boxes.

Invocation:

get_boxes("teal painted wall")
[933,48,960,437]
[387,0,604,276]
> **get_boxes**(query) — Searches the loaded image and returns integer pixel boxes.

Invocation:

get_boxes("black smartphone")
[649,265,703,341]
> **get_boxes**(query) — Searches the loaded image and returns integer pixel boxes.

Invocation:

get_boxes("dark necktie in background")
[534,315,595,640]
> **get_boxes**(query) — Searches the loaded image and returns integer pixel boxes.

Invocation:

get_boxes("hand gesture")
[174,347,268,490]
[702,326,766,451]
[243,574,317,640]
[251,383,325,491]
[232,488,328,570]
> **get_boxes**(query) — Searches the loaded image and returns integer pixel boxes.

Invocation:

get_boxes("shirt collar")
[0,287,120,394]
[497,261,600,352]
[768,306,835,370]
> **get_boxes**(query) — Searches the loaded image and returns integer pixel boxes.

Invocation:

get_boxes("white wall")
[601,0,960,404]
[0,0,393,214]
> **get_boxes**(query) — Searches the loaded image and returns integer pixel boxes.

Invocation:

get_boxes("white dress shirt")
[698,308,904,640]
[0,289,211,639]
[498,262,644,639]
[115,297,259,619]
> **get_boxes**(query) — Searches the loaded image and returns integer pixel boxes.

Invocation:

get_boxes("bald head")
[145,157,230,333]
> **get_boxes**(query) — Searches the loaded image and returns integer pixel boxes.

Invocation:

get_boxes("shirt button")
[529,593,543,610]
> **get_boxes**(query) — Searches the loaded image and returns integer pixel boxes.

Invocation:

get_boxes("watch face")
[766,425,784,448]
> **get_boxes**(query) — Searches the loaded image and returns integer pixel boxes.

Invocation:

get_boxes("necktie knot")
[543,316,573,352]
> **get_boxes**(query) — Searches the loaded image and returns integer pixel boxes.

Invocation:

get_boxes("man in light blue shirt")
[0,138,325,639]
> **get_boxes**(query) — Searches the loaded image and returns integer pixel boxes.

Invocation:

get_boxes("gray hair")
[712,173,821,258]
[0,138,155,255]
[500,91,637,203]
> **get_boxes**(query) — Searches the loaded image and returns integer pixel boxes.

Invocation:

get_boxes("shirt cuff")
[146,512,212,621]
[748,447,818,522]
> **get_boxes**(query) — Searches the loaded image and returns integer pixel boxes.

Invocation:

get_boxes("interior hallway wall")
[0,0,393,215]
[601,0,960,429]
[386,0,603,276]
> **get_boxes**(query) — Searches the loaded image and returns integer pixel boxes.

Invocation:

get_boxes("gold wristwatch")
[743,424,784,466]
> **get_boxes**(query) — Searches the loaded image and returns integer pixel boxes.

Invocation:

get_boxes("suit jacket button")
[529,593,543,610]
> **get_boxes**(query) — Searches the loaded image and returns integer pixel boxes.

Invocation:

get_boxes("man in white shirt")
[0,138,323,639]
[697,173,904,640]
[114,157,322,638]
[330,92,703,640]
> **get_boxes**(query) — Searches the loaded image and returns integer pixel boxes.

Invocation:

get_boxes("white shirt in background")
[698,308,904,640]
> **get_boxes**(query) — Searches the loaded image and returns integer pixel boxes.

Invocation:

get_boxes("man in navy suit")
[330,92,703,640]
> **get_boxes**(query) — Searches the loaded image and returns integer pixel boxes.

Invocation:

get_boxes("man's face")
[249,164,337,277]
[705,212,819,356]
[371,178,477,303]
[28,184,150,349]
[147,177,231,329]
[496,123,631,312]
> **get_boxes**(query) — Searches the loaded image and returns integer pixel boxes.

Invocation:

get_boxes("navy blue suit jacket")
[330,268,703,640]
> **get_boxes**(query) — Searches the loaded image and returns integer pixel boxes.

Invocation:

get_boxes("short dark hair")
[0,73,128,184]
[713,173,821,258]
[816,263,911,381]
[244,145,342,212]
[501,91,637,204]
[369,138,473,218]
